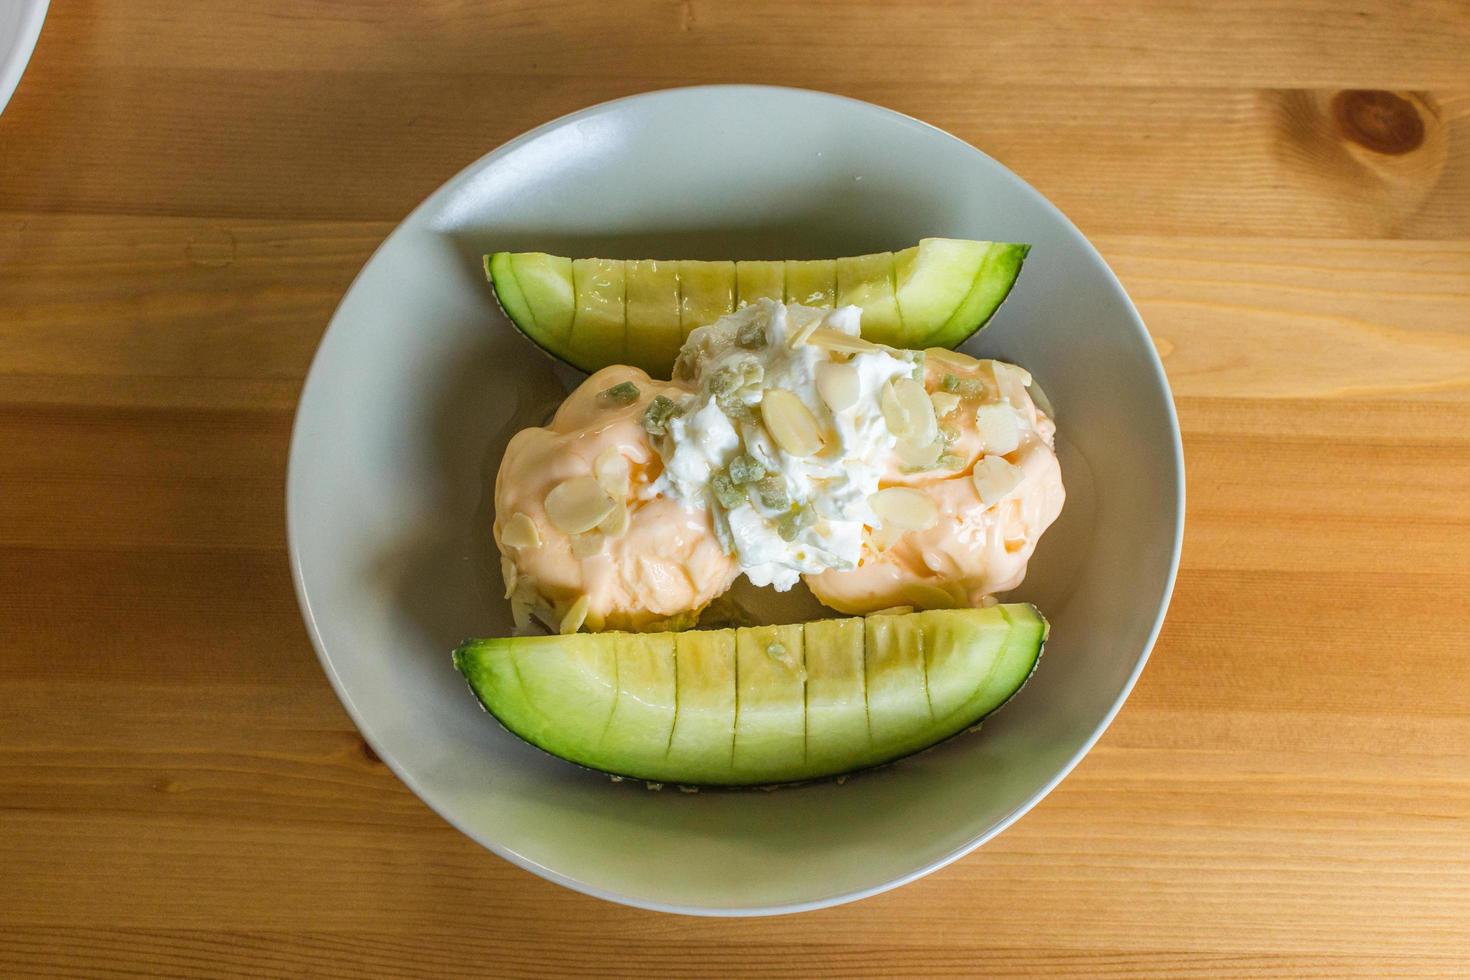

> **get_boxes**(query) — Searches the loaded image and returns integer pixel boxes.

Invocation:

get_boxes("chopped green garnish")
[941,374,987,397]
[938,453,965,470]
[940,424,960,444]
[754,476,790,511]
[736,320,767,349]
[597,380,640,406]
[708,367,740,395]
[775,505,815,542]
[727,453,766,485]
[717,391,757,422]
[641,394,684,436]
[710,472,747,510]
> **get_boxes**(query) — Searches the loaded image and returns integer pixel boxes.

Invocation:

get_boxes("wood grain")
[2,1,1469,976]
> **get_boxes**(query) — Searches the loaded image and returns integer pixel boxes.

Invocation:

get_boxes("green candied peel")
[716,391,758,422]
[597,381,641,406]
[941,373,987,397]
[735,319,767,350]
[710,472,748,510]
[775,504,815,542]
[707,366,740,395]
[753,475,790,511]
[727,453,766,485]
[937,452,966,470]
[641,394,685,436]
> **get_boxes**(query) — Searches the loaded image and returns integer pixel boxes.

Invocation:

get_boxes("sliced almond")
[869,487,938,531]
[894,434,943,470]
[598,501,630,538]
[807,328,881,355]
[500,555,518,599]
[787,312,824,348]
[558,594,590,635]
[990,360,1033,388]
[929,391,961,419]
[972,455,1024,505]
[510,595,532,632]
[501,511,542,549]
[815,361,859,412]
[870,605,916,616]
[593,448,630,499]
[544,477,616,534]
[880,380,908,437]
[924,347,978,372]
[761,388,825,457]
[570,531,605,559]
[974,403,1021,456]
[895,378,938,446]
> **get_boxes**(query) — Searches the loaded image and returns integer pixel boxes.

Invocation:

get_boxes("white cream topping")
[650,300,918,590]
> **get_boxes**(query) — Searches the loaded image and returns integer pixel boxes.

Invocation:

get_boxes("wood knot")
[1332,90,1424,155]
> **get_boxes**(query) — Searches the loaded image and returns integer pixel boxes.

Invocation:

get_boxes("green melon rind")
[927,242,1032,350]
[485,251,603,373]
[452,604,1047,787]
[482,241,1029,379]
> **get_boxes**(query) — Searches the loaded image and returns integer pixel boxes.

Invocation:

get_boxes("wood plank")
[3,73,1468,234]
[30,0,1470,89]
[1,930,1467,979]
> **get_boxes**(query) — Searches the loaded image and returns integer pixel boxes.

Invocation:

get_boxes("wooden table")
[3,2,1468,975]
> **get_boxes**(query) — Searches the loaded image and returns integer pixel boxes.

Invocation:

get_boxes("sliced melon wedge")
[484,239,1028,377]
[452,604,1046,786]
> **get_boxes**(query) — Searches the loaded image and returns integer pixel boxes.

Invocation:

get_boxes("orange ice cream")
[805,348,1064,613]
[494,365,739,633]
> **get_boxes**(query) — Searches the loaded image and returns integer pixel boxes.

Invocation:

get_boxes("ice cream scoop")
[494,365,739,633]
[806,348,1064,613]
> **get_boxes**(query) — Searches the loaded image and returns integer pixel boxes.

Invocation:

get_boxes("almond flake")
[570,532,605,559]
[510,596,532,632]
[500,555,518,599]
[593,448,631,498]
[869,487,938,531]
[975,403,1021,456]
[923,347,977,372]
[558,595,590,635]
[929,391,961,418]
[544,477,615,534]
[807,328,881,355]
[598,502,630,538]
[893,378,938,446]
[894,435,943,470]
[815,361,859,412]
[787,313,824,347]
[761,388,825,457]
[972,455,1024,505]
[501,511,541,549]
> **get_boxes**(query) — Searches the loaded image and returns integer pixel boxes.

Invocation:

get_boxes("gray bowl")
[288,85,1184,915]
